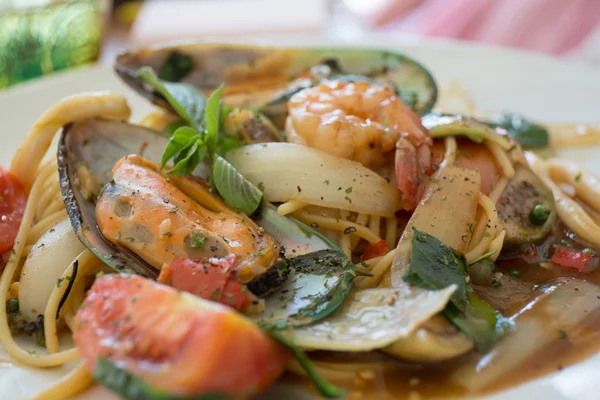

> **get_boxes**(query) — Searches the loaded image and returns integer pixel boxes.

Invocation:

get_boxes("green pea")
[6,298,19,314]
[530,204,550,226]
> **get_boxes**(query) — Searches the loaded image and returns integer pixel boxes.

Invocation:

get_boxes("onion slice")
[226,143,400,217]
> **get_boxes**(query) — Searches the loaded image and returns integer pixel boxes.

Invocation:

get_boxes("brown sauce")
[288,224,600,399]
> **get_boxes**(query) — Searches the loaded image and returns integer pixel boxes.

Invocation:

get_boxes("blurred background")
[1,0,599,90]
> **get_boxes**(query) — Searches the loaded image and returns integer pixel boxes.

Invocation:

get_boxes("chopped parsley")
[168,206,179,213]
[189,232,207,248]
[559,329,568,339]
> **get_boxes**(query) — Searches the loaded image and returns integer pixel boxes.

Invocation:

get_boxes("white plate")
[0,36,599,400]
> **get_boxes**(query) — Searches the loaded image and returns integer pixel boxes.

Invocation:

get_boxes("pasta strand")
[277,200,308,216]
[292,210,382,243]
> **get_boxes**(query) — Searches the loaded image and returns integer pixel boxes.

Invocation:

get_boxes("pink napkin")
[346,0,600,55]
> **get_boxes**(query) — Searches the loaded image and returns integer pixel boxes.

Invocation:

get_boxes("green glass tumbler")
[0,0,110,89]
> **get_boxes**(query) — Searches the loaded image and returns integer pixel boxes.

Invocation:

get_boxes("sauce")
[288,224,600,399]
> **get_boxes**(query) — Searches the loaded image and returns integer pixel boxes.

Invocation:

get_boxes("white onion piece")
[19,218,85,321]
[226,143,400,217]
[291,286,457,351]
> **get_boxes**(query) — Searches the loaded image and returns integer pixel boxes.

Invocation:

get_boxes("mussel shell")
[58,119,171,277]
[115,43,438,116]
[58,118,355,326]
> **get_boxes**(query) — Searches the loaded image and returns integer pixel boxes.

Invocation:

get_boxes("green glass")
[0,0,109,89]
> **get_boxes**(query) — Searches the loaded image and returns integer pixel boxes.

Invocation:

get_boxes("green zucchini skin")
[497,165,556,246]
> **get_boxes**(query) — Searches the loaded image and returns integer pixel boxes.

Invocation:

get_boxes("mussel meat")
[96,155,288,296]
[58,118,356,326]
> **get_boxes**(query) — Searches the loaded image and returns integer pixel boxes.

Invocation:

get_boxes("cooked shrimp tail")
[286,79,433,210]
[395,131,433,210]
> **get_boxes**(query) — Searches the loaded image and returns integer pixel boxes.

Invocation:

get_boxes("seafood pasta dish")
[2,44,600,400]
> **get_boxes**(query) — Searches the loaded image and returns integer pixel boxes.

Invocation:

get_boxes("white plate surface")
[0,36,599,400]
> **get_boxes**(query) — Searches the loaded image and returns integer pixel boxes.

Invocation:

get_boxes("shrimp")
[285,80,432,209]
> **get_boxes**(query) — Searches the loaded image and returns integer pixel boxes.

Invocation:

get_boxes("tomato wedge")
[362,240,389,261]
[431,140,500,195]
[551,247,595,271]
[169,254,254,311]
[74,274,289,398]
[0,167,27,254]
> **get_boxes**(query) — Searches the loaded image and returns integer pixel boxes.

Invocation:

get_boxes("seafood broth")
[293,223,600,399]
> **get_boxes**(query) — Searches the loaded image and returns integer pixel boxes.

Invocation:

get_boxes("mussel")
[115,43,438,127]
[96,155,288,296]
[58,118,355,326]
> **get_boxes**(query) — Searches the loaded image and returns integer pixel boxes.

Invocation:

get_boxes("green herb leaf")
[190,232,207,248]
[158,51,194,82]
[404,228,468,311]
[93,357,238,400]
[164,119,188,136]
[212,155,262,215]
[215,135,242,157]
[169,139,209,176]
[161,126,200,169]
[266,330,346,399]
[404,228,504,352]
[559,329,568,339]
[445,289,506,352]
[205,85,223,156]
[487,113,549,149]
[137,67,206,129]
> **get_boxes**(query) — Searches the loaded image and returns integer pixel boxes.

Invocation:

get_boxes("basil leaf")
[216,135,242,157]
[158,51,194,82]
[169,139,209,176]
[161,126,199,169]
[487,113,549,149]
[212,155,262,215]
[404,228,504,352]
[164,119,187,136]
[266,330,346,399]
[137,67,206,129]
[93,357,238,400]
[445,289,507,352]
[205,85,223,156]
[405,228,468,311]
